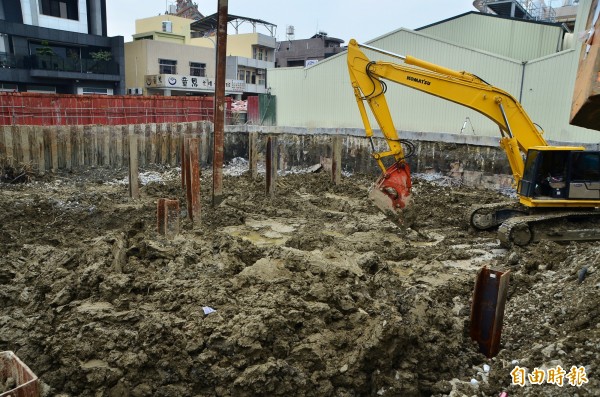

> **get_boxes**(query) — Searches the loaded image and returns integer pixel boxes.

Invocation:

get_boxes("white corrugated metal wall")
[268,4,599,144]
[417,13,565,61]
[520,51,580,142]
[268,29,523,138]
[368,30,523,136]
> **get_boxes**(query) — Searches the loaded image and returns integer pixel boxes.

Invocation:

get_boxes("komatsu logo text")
[407,76,431,86]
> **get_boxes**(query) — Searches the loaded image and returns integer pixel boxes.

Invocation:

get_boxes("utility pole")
[212,0,227,206]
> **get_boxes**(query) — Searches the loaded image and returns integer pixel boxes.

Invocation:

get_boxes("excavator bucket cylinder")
[368,162,413,226]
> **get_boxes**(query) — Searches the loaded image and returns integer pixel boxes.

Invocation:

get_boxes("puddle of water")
[223,217,301,247]
[81,359,109,369]
[441,246,507,272]
[225,229,288,247]
[245,218,297,233]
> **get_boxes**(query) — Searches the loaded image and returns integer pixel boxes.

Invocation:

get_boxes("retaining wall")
[0,123,520,189]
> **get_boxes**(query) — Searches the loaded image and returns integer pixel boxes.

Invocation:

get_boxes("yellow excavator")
[347,39,600,246]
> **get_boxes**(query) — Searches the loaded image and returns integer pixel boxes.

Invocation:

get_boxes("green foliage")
[36,40,54,57]
[90,50,112,62]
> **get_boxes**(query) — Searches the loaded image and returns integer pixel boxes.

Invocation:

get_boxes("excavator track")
[468,202,527,230]
[497,210,600,247]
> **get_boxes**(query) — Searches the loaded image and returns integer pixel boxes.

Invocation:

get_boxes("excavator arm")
[348,39,550,181]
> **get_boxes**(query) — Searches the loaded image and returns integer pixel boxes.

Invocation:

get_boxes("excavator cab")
[519,148,600,201]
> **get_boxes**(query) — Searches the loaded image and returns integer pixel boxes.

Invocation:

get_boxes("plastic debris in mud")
[202,307,216,315]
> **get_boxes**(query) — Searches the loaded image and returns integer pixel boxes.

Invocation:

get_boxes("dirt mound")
[0,168,597,396]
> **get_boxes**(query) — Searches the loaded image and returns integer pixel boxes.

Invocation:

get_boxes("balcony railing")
[0,52,119,75]
[481,0,557,22]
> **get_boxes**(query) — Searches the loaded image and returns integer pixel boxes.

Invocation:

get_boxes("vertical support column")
[129,134,140,199]
[20,126,30,166]
[76,125,84,168]
[266,136,277,197]
[170,124,179,167]
[160,124,168,165]
[212,0,228,206]
[4,126,15,167]
[249,131,258,180]
[103,126,110,166]
[200,125,209,165]
[157,199,180,238]
[181,135,187,190]
[82,125,91,167]
[332,135,342,185]
[36,127,45,174]
[185,137,201,223]
[157,198,166,235]
[470,266,510,358]
[56,126,66,170]
[63,126,72,170]
[149,123,157,165]
[278,142,286,177]
[136,124,146,167]
[116,126,125,167]
[165,199,180,237]
[50,127,58,172]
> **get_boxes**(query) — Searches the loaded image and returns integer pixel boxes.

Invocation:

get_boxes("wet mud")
[0,166,598,396]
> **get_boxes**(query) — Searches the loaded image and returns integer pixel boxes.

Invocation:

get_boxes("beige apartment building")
[124,14,276,97]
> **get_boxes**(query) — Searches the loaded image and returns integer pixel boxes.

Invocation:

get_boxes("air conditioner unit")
[127,88,133,95]
[134,88,143,95]
[256,69,264,75]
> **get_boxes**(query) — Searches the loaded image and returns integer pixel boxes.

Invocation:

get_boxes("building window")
[245,70,255,84]
[0,83,18,92]
[256,69,266,86]
[39,0,79,20]
[253,47,265,61]
[190,62,206,77]
[26,85,56,94]
[238,69,246,81]
[79,87,113,95]
[159,59,177,74]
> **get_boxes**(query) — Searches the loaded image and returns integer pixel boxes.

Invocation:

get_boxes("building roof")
[310,32,344,43]
[416,11,568,32]
[190,13,277,37]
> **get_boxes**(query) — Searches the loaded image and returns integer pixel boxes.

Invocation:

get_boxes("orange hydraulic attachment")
[368,162,412,224]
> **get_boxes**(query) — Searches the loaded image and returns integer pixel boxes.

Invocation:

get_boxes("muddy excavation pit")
[0,164,598,397]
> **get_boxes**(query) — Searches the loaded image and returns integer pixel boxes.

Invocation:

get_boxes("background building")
[275,30,345,68]
[125,13,275,98]
[0,0,124,94]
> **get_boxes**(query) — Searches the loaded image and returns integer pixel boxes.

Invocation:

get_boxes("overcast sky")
[107,0,478,44]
